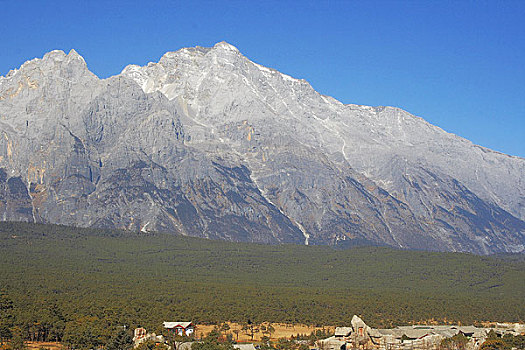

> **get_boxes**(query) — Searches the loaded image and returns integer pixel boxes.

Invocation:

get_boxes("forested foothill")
[0,222,523,349]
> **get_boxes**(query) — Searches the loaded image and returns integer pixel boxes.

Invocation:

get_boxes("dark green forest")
[0,222,524,346]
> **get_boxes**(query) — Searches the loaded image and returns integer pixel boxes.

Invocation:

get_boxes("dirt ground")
[25,341,63,350]
[195,322,334,342]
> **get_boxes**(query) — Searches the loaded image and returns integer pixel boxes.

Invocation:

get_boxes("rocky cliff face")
[0,42,523,253]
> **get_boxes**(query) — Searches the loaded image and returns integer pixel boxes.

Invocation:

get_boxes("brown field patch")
[195,322,334,342]
[25,342,63,350]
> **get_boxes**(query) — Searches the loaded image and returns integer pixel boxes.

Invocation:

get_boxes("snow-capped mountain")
[0,42,523,253]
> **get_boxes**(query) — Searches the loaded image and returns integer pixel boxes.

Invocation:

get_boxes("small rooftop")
[233,344,256,350]
[334,327,352,337]
[163,321,193,329]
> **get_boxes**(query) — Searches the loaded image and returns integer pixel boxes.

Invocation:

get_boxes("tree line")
[0,221,524,349]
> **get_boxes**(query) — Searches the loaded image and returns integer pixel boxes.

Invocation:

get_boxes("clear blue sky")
[1,0,524,157]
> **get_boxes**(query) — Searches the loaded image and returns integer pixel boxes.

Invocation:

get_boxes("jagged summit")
[213,41,241,52]
[18,48,87,69]
[66,48,85,61]
[43,49,67,60]
[0,44,523,253]
[42,48,84,61]
[1,48,91,86]
[121,41,309,105]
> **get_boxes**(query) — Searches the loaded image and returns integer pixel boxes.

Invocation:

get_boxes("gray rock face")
[0,43,523,253]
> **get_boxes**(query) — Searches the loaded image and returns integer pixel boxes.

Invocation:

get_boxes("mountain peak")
[42,49,67,61]
[37,49,87,69]
[212,41,240,53]
[67,49,85,61]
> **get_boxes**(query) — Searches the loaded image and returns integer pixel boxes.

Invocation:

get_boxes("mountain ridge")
[0,42,523,254]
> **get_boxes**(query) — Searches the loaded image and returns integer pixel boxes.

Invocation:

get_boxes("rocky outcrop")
[0,43,523,253]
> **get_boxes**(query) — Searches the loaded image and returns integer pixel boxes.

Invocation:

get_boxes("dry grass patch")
[195,322,334,342]
[26,342,63,350]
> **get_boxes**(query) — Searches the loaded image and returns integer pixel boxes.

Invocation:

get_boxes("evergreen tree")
[10,327,26,350]
[136,339,169,350]
[106,329,133,350]
[440,333,468,350]
[192,327,234,350]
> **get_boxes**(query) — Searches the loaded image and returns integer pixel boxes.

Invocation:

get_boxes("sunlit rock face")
[0,43,523,253]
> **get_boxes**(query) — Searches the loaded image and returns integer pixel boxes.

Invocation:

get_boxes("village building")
[134,327,147,341]
[334,327,353,341]
[493,322,525,336]
[317,336,346,350]
[163,322,195,337]
[317,315,524,350]
[233,344,257,350]
[133,327,166,348]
